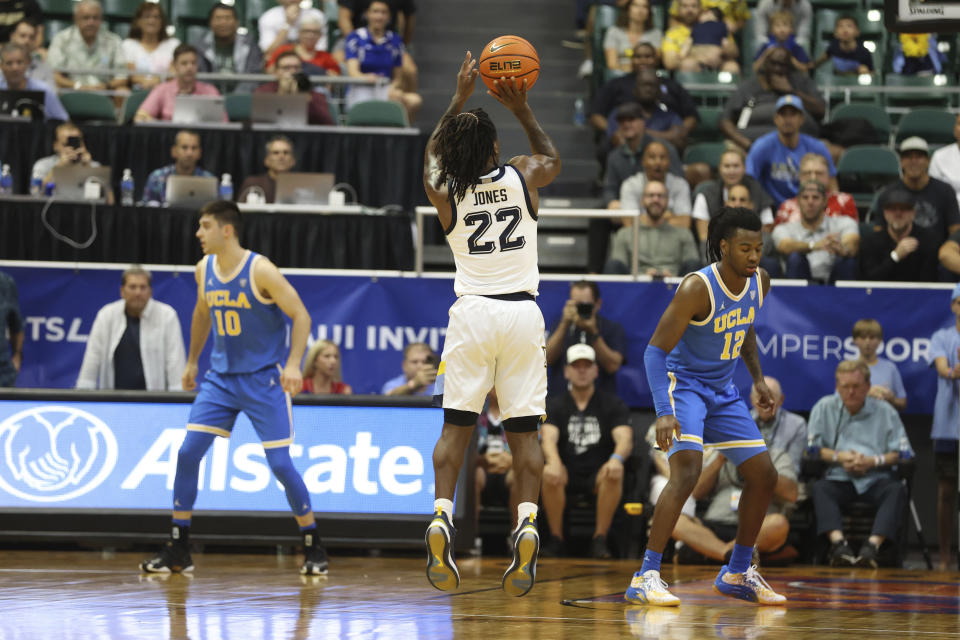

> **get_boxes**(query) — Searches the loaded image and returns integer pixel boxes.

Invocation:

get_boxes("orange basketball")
[477,35,540,92]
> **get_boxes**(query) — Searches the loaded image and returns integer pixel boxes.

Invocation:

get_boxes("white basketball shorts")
[435,295,547,421]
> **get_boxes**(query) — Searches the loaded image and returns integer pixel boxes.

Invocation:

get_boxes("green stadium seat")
[884,73,952,109]
[59,92,118,123]
[683,141,728,168]
[346,100,407,127]
[170,0,231,27]
[120,89,150,124]
[674,70,739,104]
[895,108,958,145]
[836,145,900,208]
[818,72,882,106]
[224,93,251,122]
[102,0,150,19]
[591,4,620,94]
[37,0,77,18]
[43,19,72,46]
[830,103,891,144]
[688,107,723,144]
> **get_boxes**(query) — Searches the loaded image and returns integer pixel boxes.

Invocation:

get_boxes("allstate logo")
[0,405,118,502]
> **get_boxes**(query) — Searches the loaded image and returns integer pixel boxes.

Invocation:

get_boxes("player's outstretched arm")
[183,261,212,391]
[255,258,311,397]
[489,77,561,190]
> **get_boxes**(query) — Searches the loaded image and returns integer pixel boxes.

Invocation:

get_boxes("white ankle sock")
[434,498,454,521]
[515,502,538,532]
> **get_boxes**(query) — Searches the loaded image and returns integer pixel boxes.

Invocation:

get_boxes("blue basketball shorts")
[666,373,766,466]
[187,366,294,449]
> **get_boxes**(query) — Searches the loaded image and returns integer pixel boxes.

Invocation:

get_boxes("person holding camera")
[254,50,334,126]
[545,280,627,396]
[381,341,437,396]
[31,122,102,190]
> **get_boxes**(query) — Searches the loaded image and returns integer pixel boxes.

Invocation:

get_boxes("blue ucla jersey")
[666,263,764,391]
[201,251,286,374]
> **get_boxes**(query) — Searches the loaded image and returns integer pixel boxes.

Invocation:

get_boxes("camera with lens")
[576,302,594,319]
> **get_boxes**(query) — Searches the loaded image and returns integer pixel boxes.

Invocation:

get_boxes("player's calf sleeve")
[266,447,313,517]
[644,344,674,417]
[172,431,216,513]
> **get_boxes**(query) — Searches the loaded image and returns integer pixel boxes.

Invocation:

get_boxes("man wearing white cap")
[869,136,960,247]
[540,343,634,559]
[746,94,836,209]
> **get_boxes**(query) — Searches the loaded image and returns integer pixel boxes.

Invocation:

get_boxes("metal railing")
[414,206,643,278]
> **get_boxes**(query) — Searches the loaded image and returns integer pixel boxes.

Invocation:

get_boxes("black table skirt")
[0,120,424,210]
[0,199,414,269]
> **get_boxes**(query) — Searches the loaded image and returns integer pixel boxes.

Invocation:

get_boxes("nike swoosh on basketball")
[489,43,510,53]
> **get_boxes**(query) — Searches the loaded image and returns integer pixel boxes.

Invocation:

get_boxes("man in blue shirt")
[928,282,960,570]
[381,341,436,396]
[0,42,68,121]
[808,360,911,568]
[141,130,215,205]
[746,94,835,208]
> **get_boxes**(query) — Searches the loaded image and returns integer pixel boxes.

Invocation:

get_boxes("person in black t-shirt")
[541,344,633,559]
[859,187,939,282]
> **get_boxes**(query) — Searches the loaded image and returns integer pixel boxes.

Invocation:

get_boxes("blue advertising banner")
[0,399,439,513]
[2,261,954,414]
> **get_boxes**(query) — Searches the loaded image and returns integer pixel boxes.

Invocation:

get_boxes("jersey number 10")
[464,206,526,254]
[214,309,241,336]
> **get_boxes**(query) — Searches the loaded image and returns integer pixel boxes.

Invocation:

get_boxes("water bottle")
[30,167,43,197]
[0,164,13,195]
[573,97,586,127]
[120,169,135,206]
[219,173,233,201]
[899,435,913,461]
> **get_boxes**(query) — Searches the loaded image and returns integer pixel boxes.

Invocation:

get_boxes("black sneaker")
[425,509,460,591]
[590,535,612,559]
[856,541,880,569]
[540,534,565,558]
[502,514,540,597]
[301,529,329,576]
[140,524,194,573]
[828,540,857,567]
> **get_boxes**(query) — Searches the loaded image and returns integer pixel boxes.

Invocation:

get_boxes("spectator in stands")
[939,231,960,281]
[31,121,103,190]
[541,344,633,558]
[0,270,23,388]
[771,180,858,282]
[301,339,352,394]
[753,0,811,50]
[892,33,944,75]
[48,0,126,91]
[721,46,825,150]
[774,152,854,226]
[266,15,340,75]
[76,266,185,391]
[122,1,179,91]
[930,113,960,211]
[619,140,693,228]
[194,3,264,94]
[618,68,687,151]
[859,187,938,283]
[0,0,40,44]
[259,0,327,59]
[604,0,662,74]
[870,137,960,248]
[667,0,748,33]
[590,43,700,148]
[545,281,626,396]
[140,130,214,205]
[238,135,296,204]
[662,0,702,71]
[808,360,911,568]
[474,388,518,527]
[381,342,436,395]
[9,18,53,88]
[343,0,421,122]
[850,319,907,412]
[678,7,740,73]
[693,147,773,244]
[255,50,334,125]
[0,43,67,121]
[746,95,834,208]
[750,376,806,473]
[337,0,417,92]
[929,283,960,570]
[134,44,223,123]
[752,10,809,74]
[811,13,874,76]
[605,179,700,275]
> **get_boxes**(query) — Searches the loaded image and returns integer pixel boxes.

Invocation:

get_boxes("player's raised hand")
[455,50,479,101]
[489,77,529,113]
[182,362,198,391]
[281,364,303,397]
[655,414,682,453]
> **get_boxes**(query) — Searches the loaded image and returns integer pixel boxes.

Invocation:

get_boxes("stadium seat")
[817,72,882,106]
[884,74,952,109]
[687,107,722,144]
[120,89,150,124]
[102,0,149,19]
[674,70,739,105]
[37,0,76,19]
[591,4,620,94]
[170,0,230,29]
[836,145,900,208]
[830,103,891,144]
[224,93,251,122]
[59,92,118,123]
[683,141,727,168]
[894,108,957,145]
[346,100,408,127]
[43,19,72,46]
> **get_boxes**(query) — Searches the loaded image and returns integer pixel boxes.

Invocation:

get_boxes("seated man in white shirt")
[930,113,960,211]
[76,266,186,391]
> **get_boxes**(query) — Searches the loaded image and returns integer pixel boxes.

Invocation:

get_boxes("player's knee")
[444,408,478,427]
[670,464,701,494]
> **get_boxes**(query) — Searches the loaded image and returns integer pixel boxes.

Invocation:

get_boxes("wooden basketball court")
[1,551,958,638]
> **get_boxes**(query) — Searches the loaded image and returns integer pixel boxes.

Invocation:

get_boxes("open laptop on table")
[51,165,111,201]
[250,93,309,127]
[172,95,227,124]
[165,175,219,208]
[275,172,335,205]
[0,89,44,120]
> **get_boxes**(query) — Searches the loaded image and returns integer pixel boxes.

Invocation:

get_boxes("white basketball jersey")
[445,164,539,297]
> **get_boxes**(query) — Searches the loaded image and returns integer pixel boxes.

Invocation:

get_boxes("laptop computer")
[0,89,45,120]
[165,175,219,208]
[51,165,111,201]
[275,172,335,205]
[172,95,227,124]
[250,93,309,127]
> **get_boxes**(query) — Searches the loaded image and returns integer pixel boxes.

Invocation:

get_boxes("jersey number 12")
[720,330,745,360]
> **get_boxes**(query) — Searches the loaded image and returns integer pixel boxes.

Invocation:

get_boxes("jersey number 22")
[464,206,526,254]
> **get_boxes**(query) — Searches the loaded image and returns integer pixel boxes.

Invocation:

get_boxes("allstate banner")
[3,262,954,414]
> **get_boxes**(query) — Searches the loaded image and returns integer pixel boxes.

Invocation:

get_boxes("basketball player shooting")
[626,208,787,606]
[420,51,561,597]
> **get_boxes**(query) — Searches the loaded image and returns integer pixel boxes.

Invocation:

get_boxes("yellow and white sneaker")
[624,569,681,606]
[502,514,539,597]
[713,564,786,605]
[425,509,459,591]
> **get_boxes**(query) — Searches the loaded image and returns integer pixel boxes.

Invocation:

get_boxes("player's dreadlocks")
[706,206,761,264]
[431,108,498,203]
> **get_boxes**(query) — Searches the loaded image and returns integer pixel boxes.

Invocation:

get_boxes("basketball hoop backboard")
[885,0,960,33]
